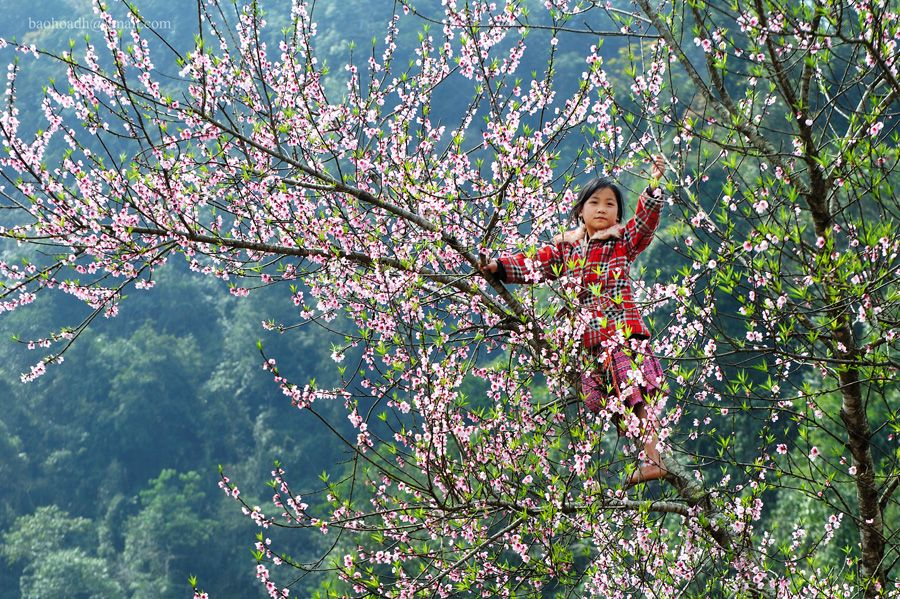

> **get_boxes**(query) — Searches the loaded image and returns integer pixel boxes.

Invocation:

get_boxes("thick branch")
[103,224,515,324]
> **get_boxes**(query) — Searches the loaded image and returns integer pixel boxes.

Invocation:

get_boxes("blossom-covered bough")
[1,0,897,596]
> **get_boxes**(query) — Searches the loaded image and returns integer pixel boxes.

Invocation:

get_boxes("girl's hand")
[650,154,666,183]
[479,260,499,275]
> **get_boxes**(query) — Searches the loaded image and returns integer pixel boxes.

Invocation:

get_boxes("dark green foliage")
[0,262,343,597]
[1,506,124,598]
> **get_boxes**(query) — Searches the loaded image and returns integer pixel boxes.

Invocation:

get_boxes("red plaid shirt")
[498,188,663,348]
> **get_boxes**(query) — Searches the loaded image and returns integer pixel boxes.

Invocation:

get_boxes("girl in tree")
[481,156,668,486]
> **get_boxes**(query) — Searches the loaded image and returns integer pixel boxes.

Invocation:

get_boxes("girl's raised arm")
[622,156,666,260]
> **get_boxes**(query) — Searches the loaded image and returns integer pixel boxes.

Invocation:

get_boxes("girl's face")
[580,187,618,234]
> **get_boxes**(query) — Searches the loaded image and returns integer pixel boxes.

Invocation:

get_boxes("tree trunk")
[836,324,885,595]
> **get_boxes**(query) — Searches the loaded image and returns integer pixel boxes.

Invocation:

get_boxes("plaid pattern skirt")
[581,338,665,425]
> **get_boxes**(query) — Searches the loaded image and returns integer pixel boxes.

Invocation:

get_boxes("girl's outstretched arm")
[493,241,570,284]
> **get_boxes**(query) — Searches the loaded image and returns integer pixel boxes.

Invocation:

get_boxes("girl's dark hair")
[571,176,624,224]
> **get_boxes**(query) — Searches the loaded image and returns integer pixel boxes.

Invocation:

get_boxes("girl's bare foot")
[624,461,667,488]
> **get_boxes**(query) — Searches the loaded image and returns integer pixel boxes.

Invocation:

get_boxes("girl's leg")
[625,401,667,487]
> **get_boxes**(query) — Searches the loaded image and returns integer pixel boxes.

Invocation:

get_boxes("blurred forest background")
[0,0,388,596]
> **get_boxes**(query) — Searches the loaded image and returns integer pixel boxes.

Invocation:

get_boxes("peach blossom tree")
[0,0,897,596]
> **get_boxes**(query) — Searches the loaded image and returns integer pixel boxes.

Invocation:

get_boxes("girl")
[481,156,668,486]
